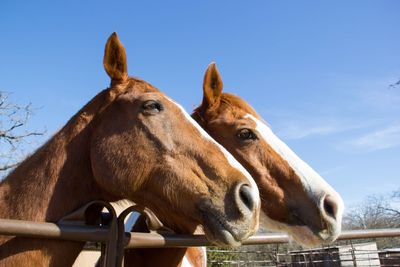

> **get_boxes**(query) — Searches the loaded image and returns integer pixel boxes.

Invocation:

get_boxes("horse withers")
[0,35,260,267]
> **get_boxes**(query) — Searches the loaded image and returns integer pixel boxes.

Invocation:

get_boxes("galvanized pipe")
[124,228,400,248]
[123,232,210,248]
[124,232,292,248]
[0,218,110,242]
[1,219,400,248]
[338,228,400,240]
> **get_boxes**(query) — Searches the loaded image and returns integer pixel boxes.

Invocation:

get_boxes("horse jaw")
[259,211,341,248]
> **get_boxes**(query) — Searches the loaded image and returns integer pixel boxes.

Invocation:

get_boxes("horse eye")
[142,100,163,114]
[236,128,257,141]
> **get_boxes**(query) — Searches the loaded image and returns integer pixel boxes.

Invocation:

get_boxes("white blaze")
[166,97,260,207]
[245,114,344,221]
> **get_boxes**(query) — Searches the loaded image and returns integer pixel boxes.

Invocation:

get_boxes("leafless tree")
[385,189,400,218]
[344,195,399,230]
[0,91,44,174]
[343,190,400,249]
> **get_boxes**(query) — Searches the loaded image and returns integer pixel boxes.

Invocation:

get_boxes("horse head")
[193,63,344,246]
[90,35,261,246]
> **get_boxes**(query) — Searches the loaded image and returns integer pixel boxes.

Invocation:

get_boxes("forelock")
[218,93,260,119]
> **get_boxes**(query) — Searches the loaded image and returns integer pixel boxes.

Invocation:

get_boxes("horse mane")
[219,93,259,118]
[192,92,260,126]
[0,77,149,221]
[53,77,159,139]
[61,80,128,139]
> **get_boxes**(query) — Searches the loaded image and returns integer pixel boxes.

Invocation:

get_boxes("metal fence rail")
[0,218,110,242]
[207,246,400,266]
[1,218,400,248]
[207,252,398,266]
[1,202,400,267]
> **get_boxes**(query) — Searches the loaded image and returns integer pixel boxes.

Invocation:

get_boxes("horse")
[0,34,260,267]
[123,63,344,267]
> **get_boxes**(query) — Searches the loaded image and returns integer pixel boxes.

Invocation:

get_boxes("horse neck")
[124,215,189,267]
[0,90,113,222]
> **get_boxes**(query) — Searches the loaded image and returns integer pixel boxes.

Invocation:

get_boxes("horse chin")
[197,206,247,247]
[205,227,242,247]
[198,213,242,247]
[287,226,328,247]
[259,212,339,248]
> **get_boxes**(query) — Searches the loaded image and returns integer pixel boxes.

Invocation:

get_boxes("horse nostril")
[238,184,255,212]
[323,195,338,220]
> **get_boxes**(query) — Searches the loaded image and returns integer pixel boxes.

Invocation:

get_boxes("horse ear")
[103,32,128,83]
[202,62,223,109]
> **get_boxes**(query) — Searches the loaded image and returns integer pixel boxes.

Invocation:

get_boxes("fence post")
[275,244,280,267]
[350,240,358,267]
[59,200,118,267]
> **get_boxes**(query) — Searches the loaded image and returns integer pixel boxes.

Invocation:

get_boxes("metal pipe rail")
[124,228,400,248]
[0,218,110,242]
[1,218,400,248]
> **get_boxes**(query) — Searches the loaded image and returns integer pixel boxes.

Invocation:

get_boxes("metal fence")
[207,238,400,266]
[207,244,400,266]
[1,202,400,266]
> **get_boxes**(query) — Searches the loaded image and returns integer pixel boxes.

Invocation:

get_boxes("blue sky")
[1,1,399,208]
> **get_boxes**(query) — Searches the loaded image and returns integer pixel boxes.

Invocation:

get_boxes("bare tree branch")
[389,79,400,89]
[0,163,18,171]
[344,191,400,231]
[0,91,45,174]
[381,207,400,217]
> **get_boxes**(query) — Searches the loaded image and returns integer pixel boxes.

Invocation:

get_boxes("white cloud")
[347,124,400,152]
[260,74,400,148]
[277,124,337,140]
[357,80,400,111]
[319,165,346,176]
[275,119,369,140]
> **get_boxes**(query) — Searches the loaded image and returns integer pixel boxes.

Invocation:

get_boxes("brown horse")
[123,63,344,267]
[0,35,260,266]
